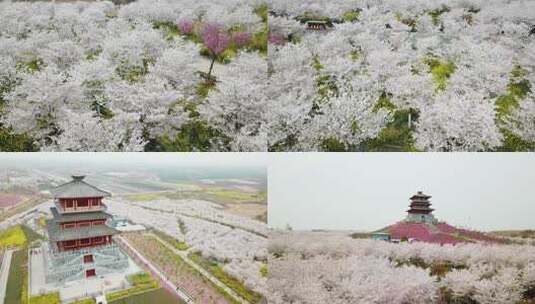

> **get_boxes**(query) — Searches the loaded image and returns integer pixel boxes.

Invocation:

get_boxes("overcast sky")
[268,153,535,232]
[0,152,268,169]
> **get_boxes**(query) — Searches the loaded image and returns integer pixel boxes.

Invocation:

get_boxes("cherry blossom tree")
[201,23,231,79]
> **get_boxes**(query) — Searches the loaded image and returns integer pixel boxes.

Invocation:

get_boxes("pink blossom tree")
[201,23,230,79]
[178,20,194,35]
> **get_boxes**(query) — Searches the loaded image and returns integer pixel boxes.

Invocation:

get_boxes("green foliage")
[496,94,519,121]
[438,287,479,304]
[29,293,60,304]
[146,120,229,152]
[259,263,268,278]
[311,55,324,71]
[350,50,362,61]
[373,92,396,113]
[116,63,149,83]
[16,58,43,73]
[495,66,531,121]
[268,134,298,152]
[495,66,534,151]
[429,261,467,278]
[253,4,268,24]
[424,57,456,91]
[295,12,331,24]
[189,252,263,303]
[85,48,102,61]
[107,273,159,302]
[0,127,37,152]
[320,138,347,152]
[315,74,338,100]
[395,13,418,32]
[195,80,216,99]
[127,272,156,286]
[108,289,178,304]
[152,21,180,41]
[0,226,28,248]
[152,229,189,251]
[249,27,268,56]
[428,6,450,26]
[359,109,418,152]
[497,128,535,152]
[342,10,360,23]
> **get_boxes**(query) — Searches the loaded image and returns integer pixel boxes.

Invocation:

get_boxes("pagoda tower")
[44,175,128,283]
[405,191,438,224]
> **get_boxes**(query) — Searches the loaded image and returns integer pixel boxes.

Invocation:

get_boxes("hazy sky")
[268,153,535,231]
[0,153,269,170]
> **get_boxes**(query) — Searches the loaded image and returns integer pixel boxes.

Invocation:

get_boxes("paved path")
[0,249,15,303]
[116,236,195,304]
[148,233,250,304]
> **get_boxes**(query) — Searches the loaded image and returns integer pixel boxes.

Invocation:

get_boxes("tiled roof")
[51,175,111,199]
[47,222,119,241]
[50,207,112,223]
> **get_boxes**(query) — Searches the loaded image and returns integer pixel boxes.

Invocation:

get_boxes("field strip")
[0,248,15,303]
[116,235,195,304]
[148,232,251,304]
[174,213,267,238]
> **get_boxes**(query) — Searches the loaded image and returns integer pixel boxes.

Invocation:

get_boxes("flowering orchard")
[268,0,535,151]
[0,0,268,151]
[107,197,267,296]
[268,231,535,304]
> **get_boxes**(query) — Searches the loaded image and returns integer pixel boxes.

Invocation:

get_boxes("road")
[0,249,15,304]
[148,233,251,304]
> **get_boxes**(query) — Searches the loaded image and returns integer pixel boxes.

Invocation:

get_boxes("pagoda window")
[92,236,104,244]
[91,199,99,206]
[92,220,105,226]
[63,240,76,248]
[65,200,74,208]
[63,223,75,229]
[80,238,91,246]
[78,200,89,207]
[83,254,94,263]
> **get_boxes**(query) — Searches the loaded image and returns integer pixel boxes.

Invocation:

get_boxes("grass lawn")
[29,292,60,304]
[5,249,28,304]
[109,288,183,304]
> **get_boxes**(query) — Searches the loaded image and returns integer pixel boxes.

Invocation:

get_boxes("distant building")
[44,175,129,283]
[371,232,391,241]
[405,191,438,224]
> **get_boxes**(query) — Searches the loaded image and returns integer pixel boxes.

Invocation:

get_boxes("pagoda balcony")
[54,201,107,213]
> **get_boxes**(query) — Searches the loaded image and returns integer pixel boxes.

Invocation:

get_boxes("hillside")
[382,221,503,245]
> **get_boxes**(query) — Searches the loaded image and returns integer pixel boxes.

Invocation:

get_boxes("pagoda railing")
[54,201,107,213]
